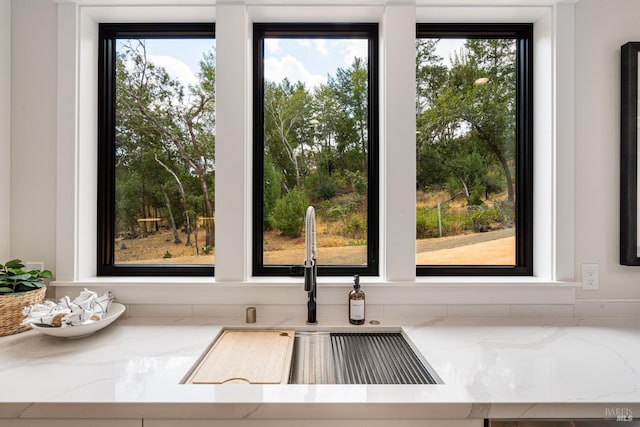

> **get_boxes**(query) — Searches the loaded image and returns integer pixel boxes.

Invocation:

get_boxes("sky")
[120,37,465,88]
[434,38,466,68]
[263,38,368,88]
[127,38,215,88]
[129,37,368,89]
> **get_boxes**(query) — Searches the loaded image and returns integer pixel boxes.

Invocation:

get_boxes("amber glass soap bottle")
[349,274,365,325]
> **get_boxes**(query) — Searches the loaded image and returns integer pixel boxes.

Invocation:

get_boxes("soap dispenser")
[349,274,365,325]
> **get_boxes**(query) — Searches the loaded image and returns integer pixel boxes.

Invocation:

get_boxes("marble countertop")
[1,315,639,421]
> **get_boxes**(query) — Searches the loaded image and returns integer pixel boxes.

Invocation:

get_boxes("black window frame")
[97,22,216,276]
[252,23,380,277]
[415,23,533,276]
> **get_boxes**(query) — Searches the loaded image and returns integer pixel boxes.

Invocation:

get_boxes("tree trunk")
[154,207,159,232]
[497,153,514,202]
[140,182,147,237]
[194,223,200,256]
[161,187,182,244]
[199,175,215,248]
[154,155,192,246]
[460,177,471,205]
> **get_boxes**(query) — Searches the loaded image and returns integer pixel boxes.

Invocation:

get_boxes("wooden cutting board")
[188,330,295,384]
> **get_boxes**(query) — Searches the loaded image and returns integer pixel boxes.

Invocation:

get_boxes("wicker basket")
[0,286,47,337]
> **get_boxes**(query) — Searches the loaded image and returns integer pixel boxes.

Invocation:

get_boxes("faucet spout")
[304,206,317,325]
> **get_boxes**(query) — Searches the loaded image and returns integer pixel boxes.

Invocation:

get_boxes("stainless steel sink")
[289,331,440,385]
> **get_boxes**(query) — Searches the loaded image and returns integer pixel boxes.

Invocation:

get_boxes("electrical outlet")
[581,263,598,290]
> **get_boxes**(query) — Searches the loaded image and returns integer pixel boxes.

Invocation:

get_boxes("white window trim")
[54,0,576,306]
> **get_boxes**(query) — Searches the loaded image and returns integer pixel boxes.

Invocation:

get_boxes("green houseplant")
[0,259,52,337]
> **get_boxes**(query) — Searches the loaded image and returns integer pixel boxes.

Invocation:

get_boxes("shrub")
[494,200,515,227]
[339,214,367,240]
[445,177,462,198]
[467,205,499,231]
[416,208,440,239]
[263,155,282,230]
[348,239,367,246]
[274,188,310,238]
[416,204,478,238]
[317,177,338,200]
[346,170,367,196]
[469,178,485,206]
[318,200,345,223]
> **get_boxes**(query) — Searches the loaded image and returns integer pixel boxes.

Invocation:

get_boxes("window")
[252,23,379,277]
[415,24,533,276]
[98,23,216,276]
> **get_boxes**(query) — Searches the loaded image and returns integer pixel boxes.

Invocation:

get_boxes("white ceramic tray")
[30,303,126,339]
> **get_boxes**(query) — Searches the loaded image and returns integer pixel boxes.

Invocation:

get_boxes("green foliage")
[0,259,52,295]
[263,154,282,230]
[467,205,500,231]
[339,215,367,240]
[202,245,213,255]
[444,177,462,199]
[317,194,363,227]
[415,208,436,239]
[257,55,373,244]
[348,239,367,246]
[317,200,346,223]
[416,203,507,239]
[306,173,338,201]
[469,178,485,206]
[345,170,367,196]
[114,40,216,246]
[274,188,310,238]
[264,79,314,191]
[494,200,515,227]
[416,37,517,205]
[163,251,173,259]
[317,178,338,200]
[415,207,461,239]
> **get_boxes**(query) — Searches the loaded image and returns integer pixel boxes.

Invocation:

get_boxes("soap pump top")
[353,274,360,290]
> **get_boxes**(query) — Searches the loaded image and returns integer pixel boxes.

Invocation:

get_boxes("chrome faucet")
[304,206,317,325]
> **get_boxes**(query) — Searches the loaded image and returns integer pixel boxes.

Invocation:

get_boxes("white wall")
[574,0,640,299]
[8,0,640,301]
[10,0,57,270]
[0,0,10,261]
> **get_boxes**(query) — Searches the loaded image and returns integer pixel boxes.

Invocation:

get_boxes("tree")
[443,40,516,201]
[115,40,217,247]
[329,57,369,171]
[415,38,517,204]
[415,39,448,114]
[264,79,313,192]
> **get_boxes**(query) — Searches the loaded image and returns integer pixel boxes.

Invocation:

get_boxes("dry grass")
[116,189,514,266]
[116,227,514,266]
[116,229,215,265]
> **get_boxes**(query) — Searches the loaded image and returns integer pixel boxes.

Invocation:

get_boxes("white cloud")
[298,40,311,48]
[314,39,329,56]
[343,41,368,67]
[434,39,466,68]
[147,54,198,88]
[265,39,281,54]
[264,54,326,89]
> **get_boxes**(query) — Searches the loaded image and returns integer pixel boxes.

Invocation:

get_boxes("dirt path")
[416,228,515,265]
[417,235,515,265]
[117,227,516,266]
[265,227,515,266]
